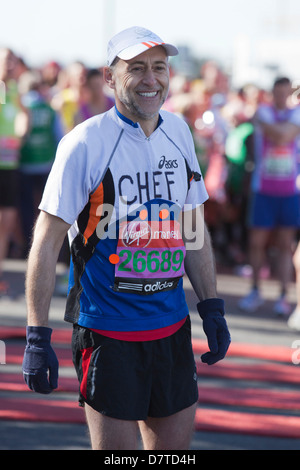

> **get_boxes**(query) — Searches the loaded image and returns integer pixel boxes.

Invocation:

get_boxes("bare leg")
[85,403,139,450]
[276,228,295,295]
[248,228,271,288]
[138,402,197,450]
[0,208,17,277]
[288,241,300,328]
[293,241,300,309]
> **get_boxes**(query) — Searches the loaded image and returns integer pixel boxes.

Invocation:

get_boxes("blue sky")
[1,0,299,68]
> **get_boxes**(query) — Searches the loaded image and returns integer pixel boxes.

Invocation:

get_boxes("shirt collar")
[115,105,163,130]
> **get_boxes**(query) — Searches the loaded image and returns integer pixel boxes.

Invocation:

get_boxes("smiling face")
[105,46,170,135]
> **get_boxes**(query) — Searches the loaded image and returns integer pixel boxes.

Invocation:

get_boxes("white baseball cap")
[107,26,178,66]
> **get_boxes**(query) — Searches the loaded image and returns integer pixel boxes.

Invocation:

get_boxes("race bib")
[113,215,185,295]
[262,145,294,178]
[260,143,297,195]
[0,136,20,166]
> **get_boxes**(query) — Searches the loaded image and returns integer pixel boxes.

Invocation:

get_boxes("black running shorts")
[0,170,19,208]
[72,316,198,421]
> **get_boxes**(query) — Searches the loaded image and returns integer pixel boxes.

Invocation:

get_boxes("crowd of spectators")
[0,46,296,292]
[165,60,276,268]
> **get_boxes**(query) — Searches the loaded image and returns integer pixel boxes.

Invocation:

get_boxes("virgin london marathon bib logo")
[122,221,152,248]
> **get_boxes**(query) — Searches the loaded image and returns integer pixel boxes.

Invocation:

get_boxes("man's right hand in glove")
[22,326,59,394]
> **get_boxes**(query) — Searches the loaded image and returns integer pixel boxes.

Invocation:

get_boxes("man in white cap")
[22,26,231,450]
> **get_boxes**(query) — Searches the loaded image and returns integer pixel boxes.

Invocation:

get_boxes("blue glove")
[197,298,231,365]
[22,326,59,394]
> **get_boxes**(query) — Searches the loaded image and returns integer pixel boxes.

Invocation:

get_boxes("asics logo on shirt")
[158,155,178,169]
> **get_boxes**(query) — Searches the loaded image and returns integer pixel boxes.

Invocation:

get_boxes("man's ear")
[103,67,115,90]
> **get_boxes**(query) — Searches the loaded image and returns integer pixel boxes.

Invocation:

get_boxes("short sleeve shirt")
[39,107,208,332]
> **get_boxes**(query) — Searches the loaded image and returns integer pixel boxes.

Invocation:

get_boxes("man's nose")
[142,69,157,87]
